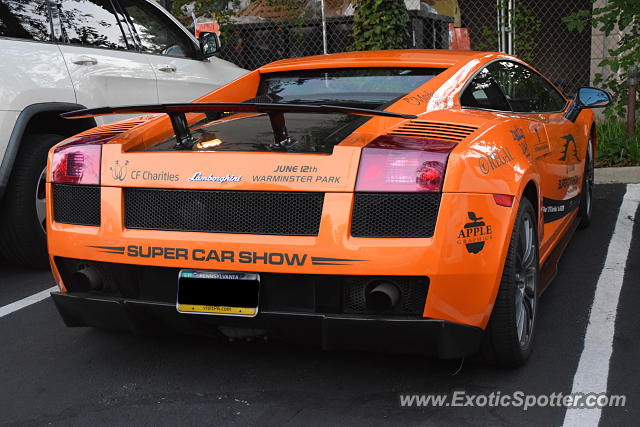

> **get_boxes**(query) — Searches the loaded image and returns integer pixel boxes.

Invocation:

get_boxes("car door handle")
[157,64,176,72]
[71,55,98,66]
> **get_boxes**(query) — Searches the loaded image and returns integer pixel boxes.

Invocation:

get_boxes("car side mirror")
[199,32,220,58]
[577,87,611,108]
[564,87,612,122]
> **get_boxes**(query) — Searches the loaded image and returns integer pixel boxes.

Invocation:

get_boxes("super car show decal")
[86,245,366,266]
[252,163,342,184]
[456,212,493,254]
[478,146,515,175]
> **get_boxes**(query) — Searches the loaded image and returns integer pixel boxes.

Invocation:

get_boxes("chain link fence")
[177,1,608,97]
[458,0,596,96]
[216,10,452,70]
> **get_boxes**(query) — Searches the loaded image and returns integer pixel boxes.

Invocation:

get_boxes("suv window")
[118,0,196,58]
[488,61,567,113]
[0,0,52,41]
[460,67,511,111]
[53,0,128,50]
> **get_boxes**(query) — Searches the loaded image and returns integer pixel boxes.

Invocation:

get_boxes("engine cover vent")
[78,119,149,137]
[389,121,478,142]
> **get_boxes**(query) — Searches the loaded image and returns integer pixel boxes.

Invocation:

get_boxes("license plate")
[176,270,259,317]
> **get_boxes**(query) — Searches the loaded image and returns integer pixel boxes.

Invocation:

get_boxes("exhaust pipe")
[366,281,400,310]
[71,266,103,291]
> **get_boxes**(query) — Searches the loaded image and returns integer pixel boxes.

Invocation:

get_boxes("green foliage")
[564,0,640,119]
[595,119,640,166]
[171,0,236,40]
[170,0,305,44]
[171,0,227,19]
[476,1,541,63]
[351,0,409,51]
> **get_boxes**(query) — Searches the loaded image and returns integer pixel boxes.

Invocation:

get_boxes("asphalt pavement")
[0,184,638,426]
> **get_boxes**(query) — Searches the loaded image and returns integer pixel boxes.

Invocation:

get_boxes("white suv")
[0,0,247,267]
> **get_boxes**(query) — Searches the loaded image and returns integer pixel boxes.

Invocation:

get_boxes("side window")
[0,0,52,41]
[118,0,197,59]
[460,68,511,111]
[53,0,128,50]
[488,61,567,113]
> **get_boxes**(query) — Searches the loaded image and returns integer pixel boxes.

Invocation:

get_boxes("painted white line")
[0,286,58,318]
[563,183,640,427]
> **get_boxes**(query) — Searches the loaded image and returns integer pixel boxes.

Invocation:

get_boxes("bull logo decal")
[110,160,128,181]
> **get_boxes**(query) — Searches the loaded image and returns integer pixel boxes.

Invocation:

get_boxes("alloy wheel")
[514,213,537,347]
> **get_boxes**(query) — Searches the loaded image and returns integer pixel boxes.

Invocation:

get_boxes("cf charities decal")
[457,212,493,254]
[109,159,179,182]
[110,160,128,181]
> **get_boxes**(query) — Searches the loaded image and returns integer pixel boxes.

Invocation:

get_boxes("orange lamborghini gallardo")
[46,50,610,366]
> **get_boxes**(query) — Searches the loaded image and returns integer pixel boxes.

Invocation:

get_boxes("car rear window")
[257,67,445,107]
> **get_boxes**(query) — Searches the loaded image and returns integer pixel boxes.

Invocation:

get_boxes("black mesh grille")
[52,184,100,226]
[351,193,441,238]
[124,188,324,236]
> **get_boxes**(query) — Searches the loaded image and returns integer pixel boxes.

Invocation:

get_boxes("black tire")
[578,133,594,229]
[0,134,64,268]
[481,197,539,367]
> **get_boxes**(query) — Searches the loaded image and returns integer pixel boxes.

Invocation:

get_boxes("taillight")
[355,135,457,192]
[50,133,117,185]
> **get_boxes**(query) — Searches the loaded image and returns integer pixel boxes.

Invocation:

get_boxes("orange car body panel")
[47,50,594,330]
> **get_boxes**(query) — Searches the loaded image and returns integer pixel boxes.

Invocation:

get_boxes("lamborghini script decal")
[87,246,365,266]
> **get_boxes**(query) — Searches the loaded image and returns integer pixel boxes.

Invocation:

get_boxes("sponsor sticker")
[188,172,242,183]
[456,212,493,254]
[559,134,580,162]
[109,160,180,182]
[478,146,515,175]
[110,160,128,181]
[252,164,341,184]
[542,195,580,223]
[87,245,366,266]
[510,126,530,158]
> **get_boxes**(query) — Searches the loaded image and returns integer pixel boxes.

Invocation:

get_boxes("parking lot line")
[0,286,58,318]
[563,183,640,427]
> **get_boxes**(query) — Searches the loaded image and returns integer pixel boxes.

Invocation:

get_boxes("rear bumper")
[51,292,484,359]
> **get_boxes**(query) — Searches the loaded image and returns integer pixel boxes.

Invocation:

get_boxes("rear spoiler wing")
[61,103,417,150]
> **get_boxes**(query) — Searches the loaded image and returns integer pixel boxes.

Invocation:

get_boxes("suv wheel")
[0,134,64,268]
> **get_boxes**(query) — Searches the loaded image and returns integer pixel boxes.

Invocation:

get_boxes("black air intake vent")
[52,184,101,226]
[351,193,441,238]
